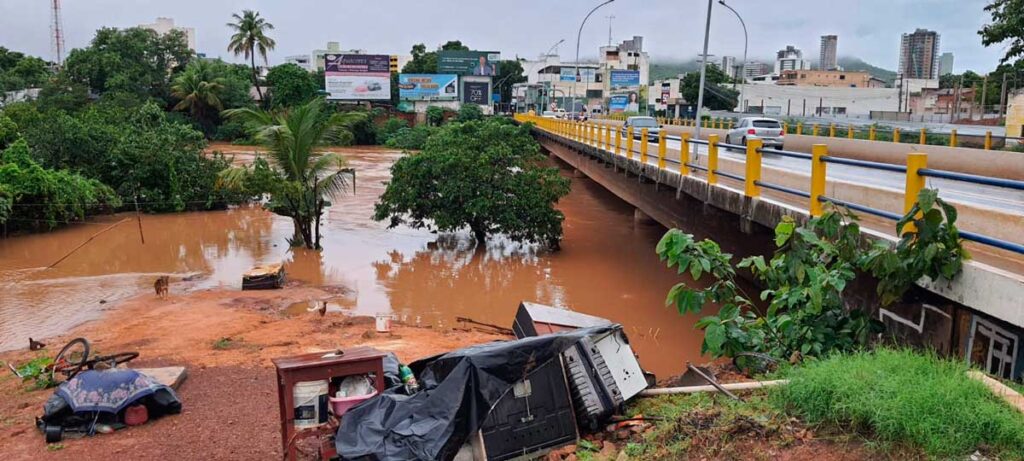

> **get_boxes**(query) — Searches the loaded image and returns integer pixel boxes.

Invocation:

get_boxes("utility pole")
[981,74,988,115]
[693,0,714,142]
[999,72,1008,118]
[606,15,615,46]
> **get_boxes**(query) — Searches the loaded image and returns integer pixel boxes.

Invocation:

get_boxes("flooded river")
[0,148,708,376]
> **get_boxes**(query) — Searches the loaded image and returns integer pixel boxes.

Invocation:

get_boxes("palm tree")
[226,10,275,104]
[219,98,366,249]
[170,60,225,132]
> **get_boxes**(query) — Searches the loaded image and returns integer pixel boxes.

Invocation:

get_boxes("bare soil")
[0,284,506,460]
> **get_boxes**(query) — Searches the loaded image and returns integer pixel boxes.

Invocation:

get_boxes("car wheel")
[741,137,747,147]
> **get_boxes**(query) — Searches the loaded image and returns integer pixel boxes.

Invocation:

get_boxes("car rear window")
[753,120,781,128]
[631,118,658,127]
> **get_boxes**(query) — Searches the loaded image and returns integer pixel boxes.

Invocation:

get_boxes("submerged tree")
[226,10,275,103]
[219,98,365,249]
[373,118,571,248]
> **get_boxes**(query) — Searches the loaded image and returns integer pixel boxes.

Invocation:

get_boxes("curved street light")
[572,0,615,116]
[719,0,748,113]
[498,38,564,112]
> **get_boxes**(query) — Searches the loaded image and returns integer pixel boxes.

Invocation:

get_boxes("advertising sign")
[398,74,458,100]
[462,80,491,105]
[324,54,391,100]
[559,67,598,82]
[438,51,501,76]
[609,95,628,113]
[609,70,641,91]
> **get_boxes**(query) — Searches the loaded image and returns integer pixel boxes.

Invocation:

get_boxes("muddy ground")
[0,282,506,460]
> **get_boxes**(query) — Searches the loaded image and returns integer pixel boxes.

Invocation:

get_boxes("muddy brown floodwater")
[0,147,710,377]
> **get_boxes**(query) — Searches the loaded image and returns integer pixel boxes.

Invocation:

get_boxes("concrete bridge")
[515,113,1024,381]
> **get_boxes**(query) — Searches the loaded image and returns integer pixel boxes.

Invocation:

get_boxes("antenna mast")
[51,0,65,67]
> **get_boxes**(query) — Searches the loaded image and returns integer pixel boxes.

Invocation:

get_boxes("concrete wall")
[737,84,900,117]
[1008,91,1024,139]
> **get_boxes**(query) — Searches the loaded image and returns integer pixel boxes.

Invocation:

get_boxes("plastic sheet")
[336,325,617,461]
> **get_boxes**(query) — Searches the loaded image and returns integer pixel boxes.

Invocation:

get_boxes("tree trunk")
[250,51,264,105]
[314,202,323,250]
[290,218,306,248]
[471,222,487,245]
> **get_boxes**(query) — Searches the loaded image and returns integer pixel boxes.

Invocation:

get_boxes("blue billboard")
[560,67,598,82]
[609,95,629,113]
[398,74,459,100]
[609,70,641,91]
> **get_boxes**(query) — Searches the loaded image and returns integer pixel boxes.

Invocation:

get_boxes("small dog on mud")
[154,276,170,299]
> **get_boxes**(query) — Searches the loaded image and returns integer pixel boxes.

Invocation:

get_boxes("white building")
[819,35,838,71]
[743,62,772,80]
[285,55,312,71]
[139,17,196,51]
[774,45,811,75]
[737,84,899,117]
[721,56,737,79]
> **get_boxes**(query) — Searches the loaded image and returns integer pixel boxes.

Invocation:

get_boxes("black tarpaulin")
[335,325,617,461]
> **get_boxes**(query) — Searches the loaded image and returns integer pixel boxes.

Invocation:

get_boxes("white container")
[375,314,392,333]
[293,380,329,429]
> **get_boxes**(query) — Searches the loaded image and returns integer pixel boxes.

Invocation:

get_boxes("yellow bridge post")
[848,124,855,139]
[829,123,836,137]
[812,123,820,136]
[920,128,927,145]
[950,129,957,147]
[640,128,649,164]
[893,128,901,143]
[615,126,622,155]
[985,131,992,150]
[744,139,763,197]
[680,133,691,176]
[626,127,634,160]
[727,120,734,130]
[903,153,928,234]
[658,130,667,169]
[706,134,718,183]
[869,125,876,141]
[796,122,803,135]
[605,124,611,149]
[783,122,789,134]
[810,144,828,217]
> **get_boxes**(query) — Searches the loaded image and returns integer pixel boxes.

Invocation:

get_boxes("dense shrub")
[0,139,120,232]
[376,116,409,145]
[456,104,483,122]
[384,125,435,150]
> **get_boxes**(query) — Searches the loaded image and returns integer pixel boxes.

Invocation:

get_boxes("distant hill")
[649,60,700,82]
[836,57,897,85]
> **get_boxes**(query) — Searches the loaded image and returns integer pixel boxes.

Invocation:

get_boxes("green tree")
[35,75,90,113]
[265,63,318,108]
[374,119,571,247]
[171,60,226,134]
[219,98,365,249]
[680,65,738,111]
[494,59,526,103]
[980,0,1024,64]
[456,103,483,122]
[227,10,276,104]
[63,27,192,101]
[401,40,470,74]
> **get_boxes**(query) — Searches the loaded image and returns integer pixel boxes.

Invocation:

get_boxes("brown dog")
[154,276,169,299]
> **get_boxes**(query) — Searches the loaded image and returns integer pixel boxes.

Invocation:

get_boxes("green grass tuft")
[773,348,1024,458]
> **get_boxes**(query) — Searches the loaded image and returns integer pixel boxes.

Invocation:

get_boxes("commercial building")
[736,84,899,117]
[778,70,886,88]
[139,17,196,51]
[899,29,941,79]
[743,62,772,80]
[819,35,838,71]
[313,42,366,72]
[939,52,955,76]
[774,45,811,75]
[721,56,737,79]
[1007,90,1024,140]
[284,55,312,71]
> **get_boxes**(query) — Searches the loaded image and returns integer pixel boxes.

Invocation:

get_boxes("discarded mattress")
[335,325,618,461]
[242,263,285,290]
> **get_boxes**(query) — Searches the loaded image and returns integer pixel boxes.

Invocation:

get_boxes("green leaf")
[704,323,726,355]
[775,220,796,247]
[917,188,937,213]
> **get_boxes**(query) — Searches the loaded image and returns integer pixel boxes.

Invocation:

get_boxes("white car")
[725,117,785,149]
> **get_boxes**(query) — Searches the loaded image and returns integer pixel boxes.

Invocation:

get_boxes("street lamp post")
[498,38,564,113]
[693,0,713,141]
[719,0,747,113]
[572,0,615,116]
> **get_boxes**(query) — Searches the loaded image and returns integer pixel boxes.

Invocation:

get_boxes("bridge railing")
[513,114,1024,256]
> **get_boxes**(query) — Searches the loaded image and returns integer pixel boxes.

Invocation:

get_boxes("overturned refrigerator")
[335,325,641,461]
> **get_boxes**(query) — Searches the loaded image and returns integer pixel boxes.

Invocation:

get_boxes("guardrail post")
[783,122,789,134]
[706,134,717,183]
[680,133,692,176]
[640,128,649,164]
[950,129,957,147]
[796,122,803,135]
[985,131,992,150]
[848,124,855,139]
[903,153,928,234]
[658,131,667,169]
[829,123,836,137]
[727,120,734,130]
[813,123,820,136]
[745,139,763,197]
[869,125,876,141]
[615,126,622,155]
[626,127,634,160]
[920,128,927,145]
[810,144,827,217]
[605,124,611,149]
[893,128,901,143]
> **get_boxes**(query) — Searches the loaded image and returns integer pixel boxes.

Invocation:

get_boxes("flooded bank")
[0,148,708,376]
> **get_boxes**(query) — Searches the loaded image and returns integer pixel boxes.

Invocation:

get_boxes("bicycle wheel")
[88,352,139,370]
[51,337,91,382]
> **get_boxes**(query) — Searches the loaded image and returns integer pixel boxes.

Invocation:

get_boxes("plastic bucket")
[375,314,392,333]
[328,390,378,417]
[293,380,329,428]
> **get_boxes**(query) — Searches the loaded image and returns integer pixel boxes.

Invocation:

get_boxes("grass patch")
[773,348,1024,459]
[212,337,235,350]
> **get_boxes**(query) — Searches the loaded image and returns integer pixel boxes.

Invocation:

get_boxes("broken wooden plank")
[967,370,1024,414]
[135,366,188,390]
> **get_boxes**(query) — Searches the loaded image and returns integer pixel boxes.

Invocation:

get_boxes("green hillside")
[837,56,897,85]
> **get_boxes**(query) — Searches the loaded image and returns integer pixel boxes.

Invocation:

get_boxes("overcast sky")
[0,0,1010,72]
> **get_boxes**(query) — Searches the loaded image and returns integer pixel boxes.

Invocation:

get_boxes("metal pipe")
[719,0,746,112]
[572,0,615,116]
[693,0,714,142]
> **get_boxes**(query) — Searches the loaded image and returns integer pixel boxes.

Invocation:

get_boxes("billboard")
[398,74,458,100]
[609,95,629,112]
[438,51,501,76]
[461,78,491,105]
[609,70,641,91]
[559,67,598,82]
[325,54,391,100]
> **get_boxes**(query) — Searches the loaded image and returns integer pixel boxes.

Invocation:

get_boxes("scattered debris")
[241,263,286,290]
[29,338,46,351]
